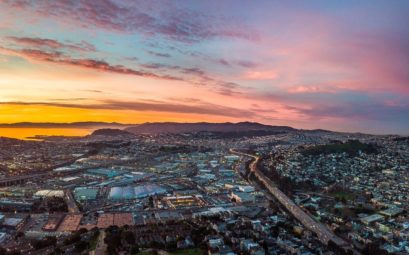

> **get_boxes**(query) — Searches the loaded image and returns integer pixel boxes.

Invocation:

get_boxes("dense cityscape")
[0,123,407,255]
[1,1,408,255]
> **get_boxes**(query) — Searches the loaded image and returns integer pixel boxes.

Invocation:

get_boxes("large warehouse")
[109,184,167,200]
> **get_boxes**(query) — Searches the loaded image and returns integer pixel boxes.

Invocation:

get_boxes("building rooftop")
[73,187,99,201]
[109,184,167,200]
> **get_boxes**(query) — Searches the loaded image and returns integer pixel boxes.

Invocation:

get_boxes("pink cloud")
[287,85,338,94]
[243,70,279,80]
[1,0,258,43]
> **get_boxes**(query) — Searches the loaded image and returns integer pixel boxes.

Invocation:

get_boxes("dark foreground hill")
[125,121,296,134]
[91,128,133,136]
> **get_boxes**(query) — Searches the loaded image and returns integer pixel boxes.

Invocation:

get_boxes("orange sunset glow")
[0,1,408,137]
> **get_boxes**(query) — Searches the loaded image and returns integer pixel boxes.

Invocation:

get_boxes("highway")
[230,149,359,254]
[0,149,97,187]
[0,166,92,187]
[65,189,80,214]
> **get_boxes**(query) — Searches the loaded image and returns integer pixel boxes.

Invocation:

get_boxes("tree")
[6,251,21,255]
[31,236,57,250]
[123,230,135,245]
[78,228,88,234]
[54,247,63,255]
[129,245,139,254]
[64,232,81,245]
[75,240,89,252]
[362,242,387,255]
[14,231,24,240]
[105,229,122,254]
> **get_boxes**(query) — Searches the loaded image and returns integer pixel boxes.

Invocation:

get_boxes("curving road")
[230,149,359,254]
[65,189,80,214]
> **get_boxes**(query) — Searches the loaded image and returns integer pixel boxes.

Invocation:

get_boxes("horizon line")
[0,120,406,136]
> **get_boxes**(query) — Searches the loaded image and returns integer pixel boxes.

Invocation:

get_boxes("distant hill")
[91,128,133,136]
[125,121,296,134]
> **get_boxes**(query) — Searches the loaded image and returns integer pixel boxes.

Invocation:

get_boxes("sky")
[0,0,408,134]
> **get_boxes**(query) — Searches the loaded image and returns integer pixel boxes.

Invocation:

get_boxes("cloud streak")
[1,36,245,95]
[0,99,256,118]
[147,50,171,58]
[2,0,258,43]
[7,36,96,52]
[0,46,182,81]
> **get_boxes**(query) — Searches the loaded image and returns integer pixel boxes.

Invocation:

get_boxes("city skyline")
[0,2,408,253]
[1,1,409,135]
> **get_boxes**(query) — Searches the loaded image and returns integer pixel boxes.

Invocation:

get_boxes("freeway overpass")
[0,167,89,187]
[0,173,48,187]
[0,149,98,187]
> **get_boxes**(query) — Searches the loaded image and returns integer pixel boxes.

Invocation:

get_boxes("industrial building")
[73,187,99,201]
[163,195,206,209]
[0,199,34,211]
[34,189,65,198]
[86,168,122,178]
[58,214,82,232]
[230,191,255,203]
[97,213,134,228]
[109,184,167,200]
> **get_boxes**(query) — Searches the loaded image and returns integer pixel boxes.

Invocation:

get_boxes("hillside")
[125,122,296,134]
[300,140,379,156]
[91,128,134,136]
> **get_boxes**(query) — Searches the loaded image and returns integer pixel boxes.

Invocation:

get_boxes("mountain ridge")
[0,121,398,136]
[124,121,296,134]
